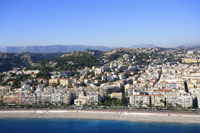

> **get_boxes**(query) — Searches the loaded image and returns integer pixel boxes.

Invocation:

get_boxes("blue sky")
[0,0,199,47]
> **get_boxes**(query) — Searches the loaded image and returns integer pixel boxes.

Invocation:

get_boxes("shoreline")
[0,110,200,124]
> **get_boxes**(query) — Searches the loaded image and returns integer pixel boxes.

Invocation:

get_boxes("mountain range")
[1,43,200,53]
[177,44,200,49]
[4,45,111,53]
[129,44,157,48]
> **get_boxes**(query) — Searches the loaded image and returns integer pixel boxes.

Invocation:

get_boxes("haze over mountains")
[0,43,200,53]
[129,44,157,48]
[3,45,111,53]
[1,44,157,53]
[177,44,200,49]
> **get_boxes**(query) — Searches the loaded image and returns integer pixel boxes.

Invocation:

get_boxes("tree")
[80,82,87,87]
[52,82,57,88]
[120,96,127,106]
[12,78,21,88]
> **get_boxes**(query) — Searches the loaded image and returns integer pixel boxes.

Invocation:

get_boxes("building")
[62,93,73,105]
[0,86,10,97]
[49,79,59,85]
[110,92,122,99]
[130,95,150,107]
[166,94,177,107]
[182,58,198,64]
[153,89,173,96]
[60,78,72,88]
[2,94,21,105]
[86,94,101,105]
[95,68,103,75]
[187,82,195,90]
[124,84,132,94]
[176,92,193,108]
[74,92,87,106]
[151,94,165,107]
[23,70,41,75]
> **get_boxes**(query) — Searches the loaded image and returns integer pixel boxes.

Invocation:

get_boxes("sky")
[0,0,200,48]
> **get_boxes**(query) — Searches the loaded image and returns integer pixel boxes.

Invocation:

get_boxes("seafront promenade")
[0,110,200,124]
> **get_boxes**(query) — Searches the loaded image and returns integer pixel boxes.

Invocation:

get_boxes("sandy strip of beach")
[0,110,200,124]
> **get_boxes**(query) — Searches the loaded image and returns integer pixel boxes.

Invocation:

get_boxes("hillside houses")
[1,48,200,110]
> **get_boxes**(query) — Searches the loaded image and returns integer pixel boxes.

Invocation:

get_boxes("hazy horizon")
[1,43,200,49]
[0,0,200,48]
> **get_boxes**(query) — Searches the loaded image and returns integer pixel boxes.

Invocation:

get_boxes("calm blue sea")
[0,119,199,133]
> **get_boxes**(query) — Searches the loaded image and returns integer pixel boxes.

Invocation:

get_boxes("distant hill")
[177,44,200,49]
[0,52,64,72]
[129,44,157,48]
[5,45,111,53]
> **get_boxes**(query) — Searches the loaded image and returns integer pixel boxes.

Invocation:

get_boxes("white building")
[176,91,193,108]
[130,95,150,107]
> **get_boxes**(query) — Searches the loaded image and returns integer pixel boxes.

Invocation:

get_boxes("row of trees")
[100,96,127,107]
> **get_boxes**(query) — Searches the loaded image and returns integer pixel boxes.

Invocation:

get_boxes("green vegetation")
[107,50,130,61]
[0,74,5,85]
[40,51,103,72]
[84,71,95,79]
[0,52,64,72]
[101,96,127,106]
[0,74,31,88]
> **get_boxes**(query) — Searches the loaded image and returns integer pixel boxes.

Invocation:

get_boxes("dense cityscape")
[1,47,200,111]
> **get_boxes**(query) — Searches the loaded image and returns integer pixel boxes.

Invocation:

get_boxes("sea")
[0,119,199,133]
